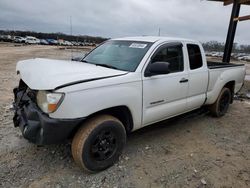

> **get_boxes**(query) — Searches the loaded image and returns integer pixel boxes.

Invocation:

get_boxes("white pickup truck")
[13,36,246,172]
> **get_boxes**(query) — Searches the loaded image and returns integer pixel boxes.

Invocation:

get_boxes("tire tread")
[71,115,124,172]
[209,87,231,117]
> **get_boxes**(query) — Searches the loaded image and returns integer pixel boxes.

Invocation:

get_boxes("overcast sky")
[0,0,249,44]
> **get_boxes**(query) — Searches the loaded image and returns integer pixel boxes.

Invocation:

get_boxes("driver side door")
[142,43,189,126]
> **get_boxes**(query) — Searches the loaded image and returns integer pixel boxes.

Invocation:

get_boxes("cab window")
[187,44,203,70]
[151,44,184,73]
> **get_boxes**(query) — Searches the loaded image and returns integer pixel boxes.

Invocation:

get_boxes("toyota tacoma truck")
[13,36,246,172]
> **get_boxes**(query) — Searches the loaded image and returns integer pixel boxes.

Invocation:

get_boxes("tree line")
[202,41,250,54]
[1,30,250,53]
[0,30,108,44]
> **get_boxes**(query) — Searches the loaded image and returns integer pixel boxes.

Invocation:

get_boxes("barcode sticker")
[129,43,147,49]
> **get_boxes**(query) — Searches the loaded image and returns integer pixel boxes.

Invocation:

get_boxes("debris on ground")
[201,178,207,185]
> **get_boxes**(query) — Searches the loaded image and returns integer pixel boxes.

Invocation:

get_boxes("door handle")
[179,78,189,83]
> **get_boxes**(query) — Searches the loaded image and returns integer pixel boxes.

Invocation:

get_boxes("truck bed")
[207,61,244,69]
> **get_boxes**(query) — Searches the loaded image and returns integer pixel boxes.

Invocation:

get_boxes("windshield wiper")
[94,63,118,70]
[81,59,90,63]
[81,60,118,70]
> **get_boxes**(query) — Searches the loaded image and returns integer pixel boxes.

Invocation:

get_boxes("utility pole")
[158,28,161,36]
[70,16,73,60]
[70,16,72,36]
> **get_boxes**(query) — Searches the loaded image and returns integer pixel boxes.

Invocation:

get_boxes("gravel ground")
[0,43,250,188]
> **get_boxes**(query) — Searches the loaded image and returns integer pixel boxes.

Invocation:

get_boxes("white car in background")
[14,36,26,43]
[59,40,73,46]
[238,55,250,61]
[25,36,40,44]
[64,41,73,46]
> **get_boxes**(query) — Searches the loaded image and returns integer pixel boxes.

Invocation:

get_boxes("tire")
[209,87,232,117]
[71,115,126,172]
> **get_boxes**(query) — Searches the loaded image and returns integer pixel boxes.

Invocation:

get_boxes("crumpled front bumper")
[13,81,84,145]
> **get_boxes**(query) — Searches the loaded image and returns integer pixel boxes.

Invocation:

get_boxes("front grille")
[14,80,37,107]
[26,88,37,103]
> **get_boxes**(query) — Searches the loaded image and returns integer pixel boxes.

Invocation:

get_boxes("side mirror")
[145,62,170,77]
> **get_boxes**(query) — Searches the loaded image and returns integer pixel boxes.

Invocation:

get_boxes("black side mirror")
[145,62,170,77]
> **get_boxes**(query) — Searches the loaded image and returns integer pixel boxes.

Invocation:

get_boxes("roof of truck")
[112,36,197,43]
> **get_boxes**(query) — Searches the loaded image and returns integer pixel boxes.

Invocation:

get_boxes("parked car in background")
[46,39,58,45]
[40,39,49,45]
[211,52,224,58]
[14,36,26,43]
[0,35,12,42]
[79,42,85,46]
[71,41,78,46]
[238,55,250,61]
[25,36,40,44]
[64,41,73,46]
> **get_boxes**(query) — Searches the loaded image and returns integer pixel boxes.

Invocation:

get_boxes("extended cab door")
[185,43,209,110]
[142,43,189,126]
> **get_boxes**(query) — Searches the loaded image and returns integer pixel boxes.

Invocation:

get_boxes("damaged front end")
[13,80,83,145]
[13,80,37,129]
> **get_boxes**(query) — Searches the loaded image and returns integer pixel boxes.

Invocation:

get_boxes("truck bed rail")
[207,61,244,69]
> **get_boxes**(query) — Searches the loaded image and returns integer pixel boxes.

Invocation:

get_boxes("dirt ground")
[0,43,250,188]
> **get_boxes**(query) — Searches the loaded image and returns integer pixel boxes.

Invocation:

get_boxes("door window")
[151,45,184,73]
[187,44,203,70]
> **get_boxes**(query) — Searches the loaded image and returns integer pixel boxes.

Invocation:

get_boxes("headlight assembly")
[36,91,64,113]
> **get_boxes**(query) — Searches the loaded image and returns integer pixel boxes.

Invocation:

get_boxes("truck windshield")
[83,40,153,72]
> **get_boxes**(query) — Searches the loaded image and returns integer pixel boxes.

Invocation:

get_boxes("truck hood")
[16,58,127,90]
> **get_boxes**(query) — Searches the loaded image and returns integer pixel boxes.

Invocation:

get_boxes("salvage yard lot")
[0,43,250,188]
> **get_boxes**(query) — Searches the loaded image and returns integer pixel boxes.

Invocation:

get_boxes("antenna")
[70,16,73,60]
[70,16,72,36]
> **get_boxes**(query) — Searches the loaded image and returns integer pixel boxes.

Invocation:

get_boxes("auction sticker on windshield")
[129,43,147,49]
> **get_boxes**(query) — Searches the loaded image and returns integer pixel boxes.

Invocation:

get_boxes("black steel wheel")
[72,115,126,172]
[90,129,118,161]
[209,87,232,117]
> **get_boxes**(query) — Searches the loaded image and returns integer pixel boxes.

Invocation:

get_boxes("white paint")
[16,58,127,90]
[16,36,246,131]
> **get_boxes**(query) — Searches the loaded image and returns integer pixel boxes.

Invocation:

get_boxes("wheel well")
[71,106,134,138]
[93,106,134,133]
[224,81,235,103]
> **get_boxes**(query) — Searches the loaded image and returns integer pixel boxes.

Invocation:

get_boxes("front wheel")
[209,87,232,117]
[71,115,126,172]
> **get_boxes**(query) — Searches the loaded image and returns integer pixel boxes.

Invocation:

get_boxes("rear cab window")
[187,44,203,70]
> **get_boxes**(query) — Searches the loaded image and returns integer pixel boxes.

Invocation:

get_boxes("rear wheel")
[209,87,232,117]
[71,115,126,172]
